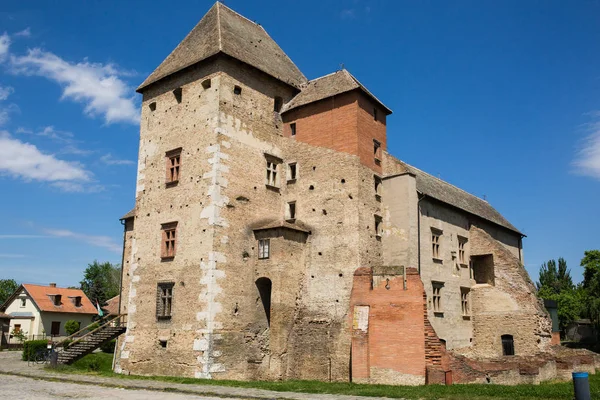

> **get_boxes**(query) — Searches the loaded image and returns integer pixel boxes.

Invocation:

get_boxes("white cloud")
[10,48,139,124]
[0,33,9,61]
[573,115,600,180]
[100,153,134,166]
[0,85,14,100]
[38,125,74,142]
[43,228,121,253]
[0,131,91,183]
[14,28,31,38]
[50,181,104,193]
[0,103,19,126]
[0,234,50,239]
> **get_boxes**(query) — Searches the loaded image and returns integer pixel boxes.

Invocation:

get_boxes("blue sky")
[0,0,598,287]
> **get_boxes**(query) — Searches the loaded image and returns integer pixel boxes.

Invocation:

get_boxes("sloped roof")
[138,2,307,91]
[0,312,11,319]
[22,284,97,314]
[388,160,522,235]
[103,295,120,316]
[120,208,135,220]
[281,69,392,114]
[251,219,311,233]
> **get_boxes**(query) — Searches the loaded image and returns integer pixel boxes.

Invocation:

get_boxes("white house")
[0,283,97,340]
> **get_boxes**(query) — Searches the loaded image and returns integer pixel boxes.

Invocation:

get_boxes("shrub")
[61,339,73,349]
[87,323,100,332]
[100,339,116,353]
[64,320,80,336]
[22,339,49,361]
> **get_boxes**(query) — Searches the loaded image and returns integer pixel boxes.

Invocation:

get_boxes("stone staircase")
[56,314,127,365]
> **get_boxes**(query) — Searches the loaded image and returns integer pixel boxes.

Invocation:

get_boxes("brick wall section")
[282,90,386,173]
[349,266,426,385]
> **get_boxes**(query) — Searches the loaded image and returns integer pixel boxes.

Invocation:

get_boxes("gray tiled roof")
[138,2,307,91]
[120,208,135,220]
[391,160,522,235]
[281,69,392,114]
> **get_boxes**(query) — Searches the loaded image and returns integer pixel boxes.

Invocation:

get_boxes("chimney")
[49,283,56,288]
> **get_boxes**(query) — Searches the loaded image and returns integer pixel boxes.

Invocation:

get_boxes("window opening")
[53,294,62,306]
[461,287,470,317]
[290,123,296,136]
[13,324,21,334]
[149,102,157,111]
[161,222,178,259]
[258,239,270,260]
[265,157,279,187]
[432,282,443,314]
[501,335,514,356]
[201,79,211,89]
[373,139,382,161]
[173,87,182,103]
[374,175,382,200]
[166,148,182,185]
[458,237,467,265]
[51,321,60,336]
[255,277,272,326]
[274,96,283,112]
[288,162,297,181]
[287,201,296,221]
[374,215,382,237]
[373,107,378,121]
[20,298,26,307]
[431,229,441,260]
[233,85,242,95]
[157,282,174,320]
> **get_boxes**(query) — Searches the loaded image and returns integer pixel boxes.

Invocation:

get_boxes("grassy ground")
[53,353,599,400]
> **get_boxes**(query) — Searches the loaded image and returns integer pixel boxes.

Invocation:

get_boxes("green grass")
[52,353,599,400]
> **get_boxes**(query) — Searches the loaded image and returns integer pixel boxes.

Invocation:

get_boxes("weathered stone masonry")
[115,1,599,385]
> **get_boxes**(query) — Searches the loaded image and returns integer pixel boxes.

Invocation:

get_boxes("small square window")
[234,85,242,95]
[149,102,157,111]
[258,239,270,259]
[290,123,296,136]
[159,339,168,348]
[287,201,296,221]
[202,79,211,89]
[287,163,297,182]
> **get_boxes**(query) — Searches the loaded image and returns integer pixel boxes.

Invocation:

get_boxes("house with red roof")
[0,283,97,340]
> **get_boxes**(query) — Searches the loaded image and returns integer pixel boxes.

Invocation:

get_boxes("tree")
[79,261,121,306]
[0,279,19,305]
[580,250,600,332]
[536,257,574,294]
[64,320,81,336]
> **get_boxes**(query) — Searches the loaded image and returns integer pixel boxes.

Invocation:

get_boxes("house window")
[173,87,182,103]
[501,335,515,356]
[20,298,26,307]
[234,85,242,95]
[373,139,381,163]
[51,321,60,336]
[374,215,383,238]
[287,201,296,221]
[265,156,280,188]
[374,175,382,200]
[458,237,467,265]
[258,239,270,260]
[290,123,296,136]
[161,222,178,259]
[72,296,82,307]
[461,287,470,317]
[431,229,442,260]
[274,96,283,112]
[166,148,182,185]
[287,162,297,182]
[52,294,62,306]
[13,324,21,334]
[157,282,174,320]
[432,282,443,314]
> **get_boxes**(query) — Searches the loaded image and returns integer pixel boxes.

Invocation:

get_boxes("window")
[156,282,174,320]
[374,215,383,237]
[72,296,82,307]
[374,175,382,200]
[258,239,270,259]
[202,79,211,89]
[274,96,283,112]
[373,107,378,121]
[166,148,182,185]
[432,282,443,314]
[287,201,296,221]
[255,278,272,326]
[265,157,280,187]
[20,298,26,307]
[290,123,296,136]
[233,85,242,95]
[173,87,182,103]
[461,287,470,317]
[458,237,467,265]
[13,324,21,334]
[51,321,60,336]
[149,102,157,111]
[52,294,62,306]
[161,222,178,259]
[431,229,442,260]
[501,335,515,356]
[287,162,297,182]
[373,139,382,162]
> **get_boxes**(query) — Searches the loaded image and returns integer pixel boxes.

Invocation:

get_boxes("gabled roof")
[281,69,392,114]
[138,2,307,92]
[120,208,135,220]
[17,284,97,314]
[387,160,522,235]
[251,219,311,234]
[103,295,120,316]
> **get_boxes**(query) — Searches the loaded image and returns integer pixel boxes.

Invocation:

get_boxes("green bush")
[61,339,73,349]
[100,339,116,353]
[64,320,80,336]
[22,339,49,361]
[87,323,100,332]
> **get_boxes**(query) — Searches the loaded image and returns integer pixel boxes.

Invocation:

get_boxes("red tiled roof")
[23,284,97,314]
[103,295,120,315]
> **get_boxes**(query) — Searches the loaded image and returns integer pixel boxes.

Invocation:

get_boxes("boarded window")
[501,334,514,356]
[156,282,174,320]
[431,229,442,259]
[51,321,60,336]
[256,277,272,326]
[166,148,182,185]
[461,287,470,316]
[161,222,178,259]
[258,239,270,260]
[432,282,443,314]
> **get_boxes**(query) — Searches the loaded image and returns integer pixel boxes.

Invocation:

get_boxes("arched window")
[501,334,514,356]
[255,277,272,326]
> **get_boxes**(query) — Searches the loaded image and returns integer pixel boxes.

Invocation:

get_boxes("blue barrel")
[572,372,591,400]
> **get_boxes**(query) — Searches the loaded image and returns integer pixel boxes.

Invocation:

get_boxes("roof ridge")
[217,1,260,28]
[342,68,392,114]
[216,1,222,50]
[308,70,346,83]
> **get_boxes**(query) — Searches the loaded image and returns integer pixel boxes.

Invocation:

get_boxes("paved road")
[3,374,249,399]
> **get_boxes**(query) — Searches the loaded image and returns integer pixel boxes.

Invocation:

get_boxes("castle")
[115,2,598,385]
